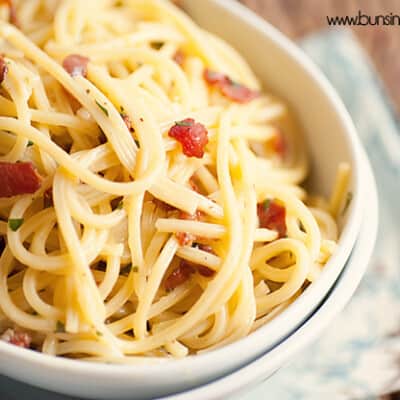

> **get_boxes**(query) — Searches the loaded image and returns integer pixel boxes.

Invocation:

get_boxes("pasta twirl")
[0,0,351,361]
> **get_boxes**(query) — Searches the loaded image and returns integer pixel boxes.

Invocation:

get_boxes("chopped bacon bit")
[197,265,215,277]
[0,162,42,198]
[164,259,215,291]
[175,231,195,246]
[168,118,208,158]
[164,261,195,291]
[173,49,185,66]
[179,210,203,221]
[1,328,31,348]
[0,56,8,84]
[272,130,287,158]
[257,199,287,238]
[203,68,259,103]
[197,244,215,254]
[121,113,134,132]
[0,0,18,26]
[62,54,90,78]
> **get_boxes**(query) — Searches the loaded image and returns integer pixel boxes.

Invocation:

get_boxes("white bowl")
[0,1,366,399]
[161,148,378,400]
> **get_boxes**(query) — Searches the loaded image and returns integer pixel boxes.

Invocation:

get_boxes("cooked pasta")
[0,0,351,361]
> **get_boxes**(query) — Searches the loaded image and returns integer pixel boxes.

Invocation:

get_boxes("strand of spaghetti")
[155,218,226,239]
[0,23,165,192]
[0,247,55,331]
[252,239,310,317]
[118,107,249,353]
[134,236,178,339]
[0,59,31,162]
[0,117,159,196]
[53,170,106,326]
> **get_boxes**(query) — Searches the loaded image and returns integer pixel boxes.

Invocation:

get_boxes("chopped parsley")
[116,200,124,210]
[95,100,109,117]
[27,140,34,147]
[8,218,24,231]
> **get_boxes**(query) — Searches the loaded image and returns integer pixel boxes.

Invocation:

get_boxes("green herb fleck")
[116,200,124,210]
[95,100,109,117]
[8,218,24,231]
[27,140,34,147]
[96,330,103,337]
[55,320,65,333]
[175,120,193,127]
[263,199,271,210]
[120,105,125,113]
[342,192,353,216]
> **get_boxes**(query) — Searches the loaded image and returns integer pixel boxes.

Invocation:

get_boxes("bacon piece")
[0,56,8,84]
[0,0,18,26]
[164,261,195,291]
[203,69,258,103]
[197,244,214,254]
[197,265,215,277]
[257,199,287,238]
[0,162,42,198]
[168,118,208,158]
[62,54,90,78]
[1,328,31,348]
[173,49,185,66]
[164,259,215,291]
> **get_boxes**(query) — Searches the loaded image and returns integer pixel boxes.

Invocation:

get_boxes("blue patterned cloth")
[241,29,400,400]
[1,29,399,400]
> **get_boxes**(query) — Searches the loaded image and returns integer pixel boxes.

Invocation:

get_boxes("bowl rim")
[161,147,378,400]
[0,0,366,381]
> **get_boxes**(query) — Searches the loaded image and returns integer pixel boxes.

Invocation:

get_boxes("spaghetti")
[0,0,351,361]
